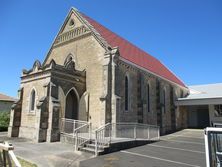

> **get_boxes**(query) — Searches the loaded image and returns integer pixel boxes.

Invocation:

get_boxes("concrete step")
[79,146,103,154]
[90,140,108,146]
[86,143,109,149]
[80,139,153,156]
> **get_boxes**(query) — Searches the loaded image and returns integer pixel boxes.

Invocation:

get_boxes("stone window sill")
[27,111,36,116]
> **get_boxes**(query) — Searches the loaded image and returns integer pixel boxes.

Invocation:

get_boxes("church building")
[8,8,189,142]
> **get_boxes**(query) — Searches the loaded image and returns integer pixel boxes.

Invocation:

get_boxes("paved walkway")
[80,129,206,167]
[0,132,92,167]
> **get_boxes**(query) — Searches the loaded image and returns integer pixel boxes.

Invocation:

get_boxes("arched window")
[147,83,150,112]
[162,89,166,113]
[30,89,36,111]
[125,75,129,111]
[64,54,76,70]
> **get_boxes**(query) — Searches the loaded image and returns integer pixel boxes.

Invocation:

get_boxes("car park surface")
[80,129,206,167]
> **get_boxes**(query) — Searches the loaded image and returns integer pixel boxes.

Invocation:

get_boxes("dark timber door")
[65,89,78,120]
[197,108,210,128]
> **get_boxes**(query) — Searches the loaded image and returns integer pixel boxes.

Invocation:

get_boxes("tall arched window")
[147,84,150,112]
[162,89,166,113]
[125,75,129,111]
[30,89,36,111]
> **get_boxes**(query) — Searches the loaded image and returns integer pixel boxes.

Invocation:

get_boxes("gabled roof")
[81,13,186,88]
[0,93,16,102]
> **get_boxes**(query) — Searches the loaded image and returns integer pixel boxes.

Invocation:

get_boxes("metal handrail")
[95,123,111,132]
[94,122,160,156]
[60,118,88,124]
[115,122,158,126]
[60,118,89,135]
[95,123,112,156]
[75,122,91,151]
[74,123,89,133]
[60,119,160,156]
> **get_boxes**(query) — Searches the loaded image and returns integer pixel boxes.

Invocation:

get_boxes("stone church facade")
[8,8,189,142]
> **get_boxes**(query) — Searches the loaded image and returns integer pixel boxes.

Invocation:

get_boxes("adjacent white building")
[176,83,222,128]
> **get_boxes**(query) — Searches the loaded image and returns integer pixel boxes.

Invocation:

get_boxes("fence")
[95,123,160,155]
[60,118,91,151]
[0,142,21,167]
[60,118,89,137]
[60,119,160,156]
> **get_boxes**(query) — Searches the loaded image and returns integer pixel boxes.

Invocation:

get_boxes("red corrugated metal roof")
[82,14,186,88]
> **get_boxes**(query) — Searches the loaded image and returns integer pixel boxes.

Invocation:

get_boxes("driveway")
[80,129,206,167]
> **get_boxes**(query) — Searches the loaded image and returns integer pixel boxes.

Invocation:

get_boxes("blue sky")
[0,0,222,97]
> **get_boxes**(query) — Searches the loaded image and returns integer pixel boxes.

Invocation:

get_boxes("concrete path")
[80,129,206,167]
[0,132,92,167]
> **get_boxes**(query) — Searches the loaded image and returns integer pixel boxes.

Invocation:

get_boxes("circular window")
[69,19,75,27]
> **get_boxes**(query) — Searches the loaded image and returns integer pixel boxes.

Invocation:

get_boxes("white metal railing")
[113,123,160,140]
[60,118,91,151]
[95,123,111,155]
[60,118,89,138]
[94,123,160,156]
[60,119,160,156]
[0,141,21,167]
[74,122,91,151]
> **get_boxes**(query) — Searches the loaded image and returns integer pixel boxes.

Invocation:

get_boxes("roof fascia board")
[176,98,222,106]
[0,99,15,102]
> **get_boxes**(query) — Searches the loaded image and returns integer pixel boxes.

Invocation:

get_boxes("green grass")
[17,158,38,167]
[3,157,37,167]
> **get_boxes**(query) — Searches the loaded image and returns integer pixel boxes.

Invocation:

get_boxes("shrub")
[0,111,10,131]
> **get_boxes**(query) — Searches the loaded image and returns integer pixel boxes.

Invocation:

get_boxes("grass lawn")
[17,158,38,167]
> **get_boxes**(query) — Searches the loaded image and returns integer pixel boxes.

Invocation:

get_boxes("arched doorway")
[65,89,79,120]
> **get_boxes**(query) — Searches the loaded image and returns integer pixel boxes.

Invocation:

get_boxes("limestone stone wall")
[19,77,50,141]
[44,35,106,129]
[142,76,157,125]
[51,77,85,118]
[176,106,188,129]
[174,88,189,130]
[62,12,85,33]
[115,62,138,122]
[209,104,222,125]
[114,60,188,134]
